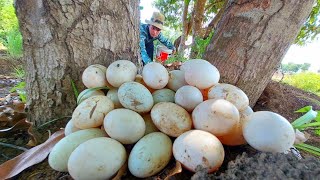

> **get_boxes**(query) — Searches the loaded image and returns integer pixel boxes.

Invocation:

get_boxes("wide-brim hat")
[145,12,165,30]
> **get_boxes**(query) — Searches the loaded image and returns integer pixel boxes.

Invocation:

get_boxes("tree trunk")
[178,0,191,54]
[15,0,140,125]
[190,0,207,58]
[203,0,314,106]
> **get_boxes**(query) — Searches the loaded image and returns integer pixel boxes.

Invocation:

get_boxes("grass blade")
[291,108,318,127]
[77,87,109,105]
[71,80,79,99]
[295,143,320,156]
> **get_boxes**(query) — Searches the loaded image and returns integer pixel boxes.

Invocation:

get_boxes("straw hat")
[145,12,165,30]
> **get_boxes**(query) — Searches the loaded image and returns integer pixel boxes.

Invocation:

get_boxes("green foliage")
[292,106,320,156]
[295,0,320,45]
[9,81,26,103]
[154,0,225,31]
[192,31,214,59]
[282,72,320,96]
[281,62,311,73]
[153,0,185,31]
[0,0,23,58]
[164,53,188,65]
[154,0,320,46]
[0,0,18,38]
[2,28,23,58]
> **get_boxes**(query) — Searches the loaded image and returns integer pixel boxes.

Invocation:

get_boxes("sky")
[140,0,320,72]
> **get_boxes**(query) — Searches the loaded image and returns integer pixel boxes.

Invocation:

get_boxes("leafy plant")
[164,52,188,65]
[282,72,320,96]
[0,0,23,58]
[191,31,214,59]
[292,106,320,156]
[0,0,19,38]
[2,28,23,58]
[10,81,26,103]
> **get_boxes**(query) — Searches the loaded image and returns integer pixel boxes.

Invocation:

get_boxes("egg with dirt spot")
[207,83,249,111]
[82,64,109,88]
[68,137,126,180]
[151,102,192,137]
[128,132,172,178]
[106,60,137,87]
[118,81,154,113]
[173,130,225,173]
[72,96,114,129]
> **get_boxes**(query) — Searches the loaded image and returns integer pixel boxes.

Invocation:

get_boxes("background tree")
[301,63,311,71]
[15,0,140,124]
[282,62,311,73]
[203,0,315,106]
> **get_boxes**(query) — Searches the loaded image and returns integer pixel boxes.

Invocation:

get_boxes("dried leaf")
[11,101,26,113]
[0,105,27,128]
[164,160,182,180]
[112,161,128,180]
[0,118,31,138]
[0,130,65,179]
[154,160,182,180]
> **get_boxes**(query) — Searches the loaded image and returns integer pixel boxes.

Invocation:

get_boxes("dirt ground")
[1,56,320,180]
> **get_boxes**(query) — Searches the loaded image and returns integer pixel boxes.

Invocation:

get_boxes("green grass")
[2,28,23,58]
[11,65,25,79]
[282,72,320,97]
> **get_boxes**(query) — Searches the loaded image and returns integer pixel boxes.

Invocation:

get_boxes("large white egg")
[173,130,224,173]
[142,62,169,89]
[104,108,145,144]
[77,89,105,104]
[118,82,154,113]
[207,83,249,111]
[152,88,175,104]
[68,137,126,180]
[151,102,192,137]
[106,60,137,87]
[180,59,220,89]
[192,99,239,136]
[49,128,106,172]
[243,111,295,153]
[72,96,114,129]
[106,88,123,108]
[175,85,203,112]
[82,64,109,88]
[167,70,187,91]
[128,132,172,178]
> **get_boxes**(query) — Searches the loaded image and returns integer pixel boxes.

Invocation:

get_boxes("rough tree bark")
[15,0,140,124]
[190,0,207,58]
[203,0,314,106]
[178,0,191,54]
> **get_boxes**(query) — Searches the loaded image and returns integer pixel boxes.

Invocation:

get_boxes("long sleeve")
[140,29,152,64]
[157,33,175,51]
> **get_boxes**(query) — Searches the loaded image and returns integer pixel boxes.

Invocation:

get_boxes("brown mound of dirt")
[254,80,320,122]
[192,152,320,180]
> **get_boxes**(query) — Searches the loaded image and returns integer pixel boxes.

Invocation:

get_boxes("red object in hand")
[159,51,169,62]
